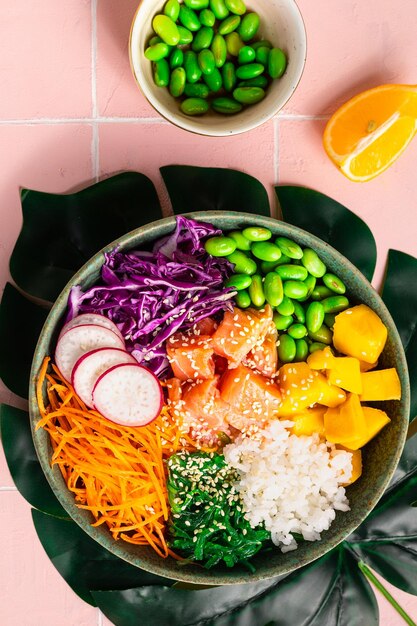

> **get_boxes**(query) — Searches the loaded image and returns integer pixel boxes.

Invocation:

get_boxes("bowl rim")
[128,0,308,137]
[29,211,410,585]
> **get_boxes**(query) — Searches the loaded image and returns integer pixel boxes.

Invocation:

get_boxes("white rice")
[223,420,353,552]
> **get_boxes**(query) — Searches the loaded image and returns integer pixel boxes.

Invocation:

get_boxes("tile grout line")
[274,117,280,185]
[97,608,104,626]
[91,0,99,181]
[0,486,18,491]
[0,115,329,125]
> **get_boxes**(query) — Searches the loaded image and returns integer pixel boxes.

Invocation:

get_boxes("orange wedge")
[323,84,417,182]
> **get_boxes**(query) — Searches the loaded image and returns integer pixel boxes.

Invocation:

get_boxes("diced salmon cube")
[211,305,274,367]
[167,334,215,381]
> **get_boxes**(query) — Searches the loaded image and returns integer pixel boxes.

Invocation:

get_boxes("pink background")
[0,1,416,624]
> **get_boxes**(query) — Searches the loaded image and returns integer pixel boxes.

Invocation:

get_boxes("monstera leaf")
[1,169,416,626]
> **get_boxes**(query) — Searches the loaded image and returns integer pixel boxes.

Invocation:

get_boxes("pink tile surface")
[0,0,417,624]
[0,0,92,119]
[0,493,97,626]
[96,0,158,118]
[98,120,277,210]
[285,0,417,115]
[0,124,93,297]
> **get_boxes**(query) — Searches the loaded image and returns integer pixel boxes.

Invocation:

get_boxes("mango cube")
[359,368,401,401]
[307,347,334,370]
[342,406,391,450]
[337,447,363,485]
[290,406,326,437]
[333,304,388,363]
[327,356,363,394]
[324,393,367,444]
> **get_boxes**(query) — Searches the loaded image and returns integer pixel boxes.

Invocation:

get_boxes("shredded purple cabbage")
[66,217,234,378]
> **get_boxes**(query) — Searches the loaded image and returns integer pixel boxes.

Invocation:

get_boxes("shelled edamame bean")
[145,0,288,116]
[204,227,352,363]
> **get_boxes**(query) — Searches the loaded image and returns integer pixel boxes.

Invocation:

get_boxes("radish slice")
[55,324,125,382]
[92,363,163,427]
[59,313,123,341]
[72,347,137,408]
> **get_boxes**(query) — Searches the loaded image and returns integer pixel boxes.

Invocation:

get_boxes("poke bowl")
[29,212,409,585]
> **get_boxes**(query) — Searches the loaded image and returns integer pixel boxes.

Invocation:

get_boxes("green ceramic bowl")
[29,212,410,586]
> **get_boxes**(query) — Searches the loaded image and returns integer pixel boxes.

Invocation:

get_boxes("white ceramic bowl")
[129,0,307,136]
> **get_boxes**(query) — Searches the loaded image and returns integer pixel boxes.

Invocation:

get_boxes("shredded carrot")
[35,357,213,559]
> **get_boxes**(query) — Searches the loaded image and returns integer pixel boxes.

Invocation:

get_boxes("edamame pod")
[212,34,227,68]
[179,5,201,31]
[306,301,325,334]
[261,260,281,273]
[322,273,347,294]
[226,274,252,290]
[222,61,237,91]
[200,9,216,26]
[169,67,186,97]
[235,63,265,79]
[145,43,170,61]
[198,49,216,74]
[153,15,180,46]
[275,264,308,281]
[238,12,260,41]
[287,323,308,339]
[324,313,336,329]
[148,36,162,46]
[295,338,309,362]
[311,285,333,301]
[153,59,170,87]
[235,289,251,308]
[164,0,180,21]
[252,39,273,50]
[184,82,210,98]
[203,66,223,91]
[238,46,256,64]
[233,86,265,104]
[302,275,317,300]
[278,334,296,363]
[209,0,229,20]
[292,300,306,323]
[268,47,287,79]
[184,0,209,9]
[184,50,202,83]
[242,227,272,241]
[321,296,350,314]
[219,15,241,35]
[264,272,284,307]
[205,236,237,256]
[212,97,243,114]
[309,342,329,354]
[302,248,327,278]
[275,237,303,259]
[251,241,282,262]
[226,250,257,274]
[225,0,246,16]
[228,231,251,250]
[238,76,268,88]
[248,274,265,307]
[255,46,270,66]
[283,280,309,300]
[192,26,214,52]
[276,297,294,316]
[308,324,333,345]
[169,48,184,69]
[178,26,194,45]
[225,32,244,55]
[273,313,293,331]
[180,98,210,115]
